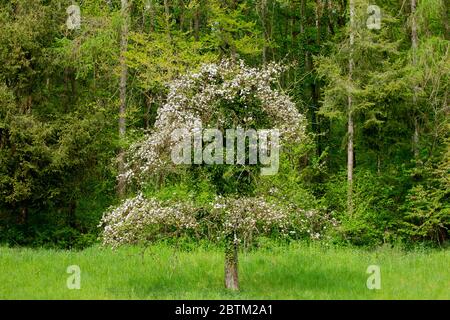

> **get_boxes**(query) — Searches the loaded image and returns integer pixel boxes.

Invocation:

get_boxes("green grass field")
[0,243,449,300]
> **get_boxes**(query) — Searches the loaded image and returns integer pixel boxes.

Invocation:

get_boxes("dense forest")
[0,0,448,250]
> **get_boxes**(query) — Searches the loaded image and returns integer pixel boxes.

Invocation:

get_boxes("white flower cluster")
[211,196,290,239]
[122,59,306,183]
[99,194,293,248]
[99,193,198,248]
[284,203,340,241]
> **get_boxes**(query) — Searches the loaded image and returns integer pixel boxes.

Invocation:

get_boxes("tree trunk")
[347,0,355,215]
[411,0,419,158]
[144,94,153,130]
[326,0,335,35]
[444,0,450,40]
[118,0,129,198]
[146,0,155,33]
[261,0,268,65]
[164,0,171,38]
[224,233,239,291]
[314,0,323,156]
[194,6,200,41]
[19,206,28,225]
[300,0,305,34]
[179,0,185,31]
[315,0,321,46]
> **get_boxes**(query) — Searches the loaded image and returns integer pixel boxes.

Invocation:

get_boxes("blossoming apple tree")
[100,60,307,290]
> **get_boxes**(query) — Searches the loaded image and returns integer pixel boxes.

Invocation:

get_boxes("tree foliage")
[0,0,448,249]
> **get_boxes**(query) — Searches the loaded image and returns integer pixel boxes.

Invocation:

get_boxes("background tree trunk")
[147,0,155,33]
[260,0,269,64]
[117,0,129,198]
[314,0,323,156]
[347,0,355,215]
[411,0,419,158]
[194,6,200,41]
[164,0,171,38]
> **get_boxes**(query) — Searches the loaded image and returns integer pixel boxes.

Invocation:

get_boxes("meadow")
[0,243,448,300]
